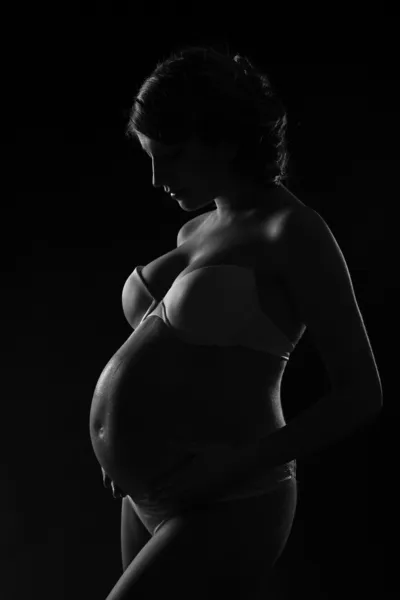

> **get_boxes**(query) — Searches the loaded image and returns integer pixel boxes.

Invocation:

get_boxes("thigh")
[120,497,152,571]
[109,478,297,600]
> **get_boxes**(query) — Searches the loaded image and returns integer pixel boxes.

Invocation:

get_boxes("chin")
[179,203,202,212]
[178,197,214,212]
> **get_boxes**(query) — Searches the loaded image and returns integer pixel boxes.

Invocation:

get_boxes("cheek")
[191,157,217,181]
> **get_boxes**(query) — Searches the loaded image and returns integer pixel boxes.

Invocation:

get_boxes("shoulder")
[177,210,214,247]
[259,203,332,255]
[281,206,342,267]
[276,205,346,301]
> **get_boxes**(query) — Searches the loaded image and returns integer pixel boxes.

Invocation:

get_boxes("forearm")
[246,385,382,476]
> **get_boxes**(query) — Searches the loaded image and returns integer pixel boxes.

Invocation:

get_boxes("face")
[136,133,280,221]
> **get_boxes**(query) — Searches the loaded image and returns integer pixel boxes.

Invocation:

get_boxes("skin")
[102,133,299,504]
[97,132,304,596]
[136,133,286,225]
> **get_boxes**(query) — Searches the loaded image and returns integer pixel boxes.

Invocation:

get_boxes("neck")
[214,182,283,223]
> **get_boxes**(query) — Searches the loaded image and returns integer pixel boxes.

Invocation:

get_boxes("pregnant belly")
[89,315,283,501]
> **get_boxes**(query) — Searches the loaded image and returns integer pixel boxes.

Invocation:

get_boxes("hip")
[129,460,297,537]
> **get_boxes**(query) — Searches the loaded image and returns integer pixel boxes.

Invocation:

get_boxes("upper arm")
[280,208,382,400]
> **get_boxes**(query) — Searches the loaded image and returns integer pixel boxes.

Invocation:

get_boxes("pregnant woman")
[89,45,382,599]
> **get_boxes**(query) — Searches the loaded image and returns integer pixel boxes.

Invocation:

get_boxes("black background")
[5,7,392,599]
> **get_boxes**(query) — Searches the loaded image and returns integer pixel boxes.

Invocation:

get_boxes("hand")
[101,467,127,499]
[153,442,257,506]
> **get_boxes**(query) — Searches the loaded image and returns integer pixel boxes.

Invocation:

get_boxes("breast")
[185,211,306,351]
[89,202,304,498]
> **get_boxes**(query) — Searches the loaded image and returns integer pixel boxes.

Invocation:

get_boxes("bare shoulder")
[274,205,337,277]
[283,205,337,253]
[177,210,214,247]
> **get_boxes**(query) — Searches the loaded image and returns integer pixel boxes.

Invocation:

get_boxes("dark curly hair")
[125,45,291,187]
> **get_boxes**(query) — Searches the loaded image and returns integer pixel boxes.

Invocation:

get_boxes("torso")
[90,185,309,499]
[141,184,307,375]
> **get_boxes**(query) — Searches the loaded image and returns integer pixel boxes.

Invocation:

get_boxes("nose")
[151,161,176,192]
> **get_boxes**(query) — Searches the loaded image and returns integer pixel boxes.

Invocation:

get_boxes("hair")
[124,44,291,188]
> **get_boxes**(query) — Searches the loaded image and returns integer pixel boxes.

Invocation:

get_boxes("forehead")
[136,133,224,158]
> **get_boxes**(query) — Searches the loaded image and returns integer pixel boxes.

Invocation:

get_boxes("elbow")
[367,375,384,411]
[351,380,383,413]
[335,376,383,414]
